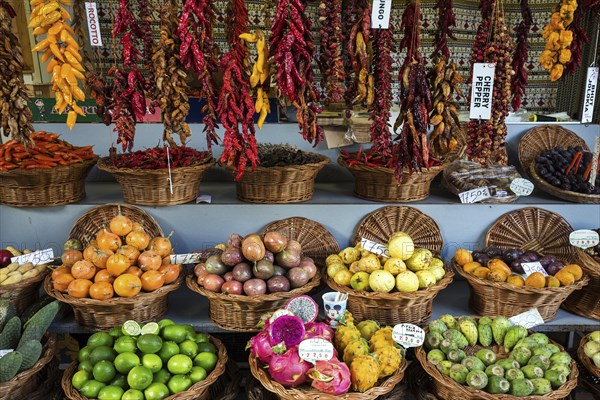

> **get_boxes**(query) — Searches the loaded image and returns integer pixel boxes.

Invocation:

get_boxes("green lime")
[127,366,154,391]
[196,341,217,354]
[114,336,138,354]
[137,334,163,354]
[141,322,160,335]
[78,346,92,363]
[122,320,142,337]
[142,353,163,373]
[90,346,117,364]
[144,382,170,400]
[193,352,218,372]
[109,373,129,389]
[167,354,193,375]
[78,360,94,373]
[121,389,144,400]
[179,340,199,358]
[167,374,192,394]
[114,352,141,374]
[158,319,175,329]
[108,326,124,338]
[88,332,115,349]
[157,341,180,363]
[188,366,207,383]
[153,368,172,385]
[183,325,196,339]
[93,360,117,383]
[97,385,125,400]
[194,333,210,343]
[79,380,106,398]
[161,325,188,344]
[72,370,91,390]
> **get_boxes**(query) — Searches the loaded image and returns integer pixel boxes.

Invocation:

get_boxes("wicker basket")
[338,155,444,202]
[187,217,339,331]
[208,360,241,400]
[325,206,453,326]
[221,153,329,203]
[455,207,589,321]
[0,269,49,314]
[562,248,600,320]
[518,125,599,204]
[97,155,215,206]
[578,334,600,378]
[415,318,579,400]
[1,334,57,400]
[248,351,407,400]
[0,158,97,207]
[62,335,228,400]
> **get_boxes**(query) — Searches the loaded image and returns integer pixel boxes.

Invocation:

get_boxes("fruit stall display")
[578,331,600,378]
[44,204,184,330]
[324,206,453,325]
[61,319,227,400]
[416,316,578,398]
[187,217,340,331]
[248,307,406,398]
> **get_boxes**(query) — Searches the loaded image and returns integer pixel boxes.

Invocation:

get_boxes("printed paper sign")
[371,0,392,29]
[169,253,203,265]
[393,324,425,348]
[569,229,600,249]
[0,349,13,357]
[269,309,294,323]
[589,136,600,188]
[521,262,549,277]
[11,248,54,266]
[459,187,491,204]
[582,67,598,124]
[469,63,496,120]
[299,339,335,363]
[509,308,544,329]
[510,178,534,196]
[360,238,391,258]
[85,3,103,47]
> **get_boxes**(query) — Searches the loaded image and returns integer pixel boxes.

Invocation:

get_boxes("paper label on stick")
[196,194,212,204]
[299,339,335,363]
[509,308,544,329]
[469,63,495,120]
[11,248,53,266]
[0,349,13,357]
[569,229,600,249]
[360,238,390,258]
[392,324,425,348]
[371,0,392,29]
[459,187,491,203]
[521,262,549,277]
[589,136,600,188]
[510,178,534,196]
[582,67,598,124]
[85,3,103,47]
[169,253,203,265]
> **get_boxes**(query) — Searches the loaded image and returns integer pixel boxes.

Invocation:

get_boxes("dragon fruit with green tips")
[307,357,351,395]
[268,346,312,387]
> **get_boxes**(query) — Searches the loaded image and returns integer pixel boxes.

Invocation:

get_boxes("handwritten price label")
[392,324,425,348]
[521,262,548,277]
[170,253,203,265]
[360,238,390,258]
[299,339,335,363]
[459,187,491,204]
[569,229,600,249]
[11,248,54,266]
[510,178,534,196]
[509,308,544,329]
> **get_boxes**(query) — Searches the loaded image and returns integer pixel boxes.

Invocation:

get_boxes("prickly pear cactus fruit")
[343,338,370,365]
[374,345,403,378]
[335,324,361,352]
[350,355,379,392]
[356,320,380,341]
[369,326,395,352]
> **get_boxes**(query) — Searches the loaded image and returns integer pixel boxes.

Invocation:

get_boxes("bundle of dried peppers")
[510,0,532,111]
[317,0,345,105]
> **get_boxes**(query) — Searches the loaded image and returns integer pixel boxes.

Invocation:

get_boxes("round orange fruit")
[140,270,166,291]
[113,273,142,298]
[525,272,546,288]
[454,249,473,266]
[89,281,114,300]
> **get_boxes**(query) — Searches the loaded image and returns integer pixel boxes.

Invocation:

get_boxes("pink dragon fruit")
[268,346,312,387]
[269,315,306,347]
[247,329,277,363]
[304,322,335,342]
[307,357,351,395]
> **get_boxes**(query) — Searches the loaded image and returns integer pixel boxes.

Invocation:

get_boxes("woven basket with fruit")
[578,331,600,378]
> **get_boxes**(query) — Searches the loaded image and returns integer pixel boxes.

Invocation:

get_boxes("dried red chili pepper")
[318,0,345,105]
[565,6,589,76]
[510,0,533,111]
[432,0,456,60]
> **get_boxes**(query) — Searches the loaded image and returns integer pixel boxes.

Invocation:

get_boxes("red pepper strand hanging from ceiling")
[564,5,589,76]
[218,0,258,180]
[317,0,345,105]
[510,0,533,111]
[432,0,456,61]
[342,0,365,117]
[177,0,220,150]
[270,0,323,145]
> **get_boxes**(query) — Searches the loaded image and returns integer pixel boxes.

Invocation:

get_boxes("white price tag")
[298,338,335,363]
[0,349,13,358]
[84,3,103,47]
[589,136,600,188]
[371,0,392,29]
[11,248,54,266]
[569,229,600,249]
[196,194,212,204]
[459,187,491,204]
[169,253,203,265]
[510,178,534,196]
[521,262,548,277]
[360,238,390,258]
[392,324,425,348]
[469,63,496,120]
[269,309,294,323]
[509,308,544,329]
[581,67,598,124]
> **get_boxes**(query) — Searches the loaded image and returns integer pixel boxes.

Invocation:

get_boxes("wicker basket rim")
[518,125,590,171]
[578,335,600,378]
[338,154,444,175]
[97,155,215,175]
[577,248,600,278]
[0,157,98,176]
[220,152,330,172]
[528,163,600,202]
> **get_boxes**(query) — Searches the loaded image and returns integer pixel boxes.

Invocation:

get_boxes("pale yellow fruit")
[339,247,361,265]
[415,270,437,289]
[351,272,371,291]
[326,254,344,266]
[334,269,354,286]
[429,257,444,269]
[349,261,361,273]
[429,265,446,282]
[388,234,414,260]
[383,258,407,276]
[395,270,419,292]
[327,263,347,279]
[358,254,381,273]
[368,270,395,293]
[406,248,432,271]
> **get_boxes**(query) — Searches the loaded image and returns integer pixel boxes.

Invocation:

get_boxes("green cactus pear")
[531,345,553,359]
[544,369,567,388]
[485,364,505,378]
[428,319,448,334]
[466,369,488,390]
[549,352,572,366]
[528,354,551,371]
[478,316,493,325]
[443,329,468,348]
[545,344,561,355]
[476,349,497,366]
[425,331,443,350]
[527,333,549,346]
[478,323,493,347]
[521,365,544,379]
[510,346,532,366]
[548,364,570,377]
[447,349,467,363]
[458,319,478,346]
[440,338,458,355]
[509,378,534,396]
[504,326,528,352]
[439,314,457,329]
[505,368,525,382]
[514,337,538,351]
[491,317,511,345]
[436,360,453,376]
[427,349,446,365]
[530,378,552,395]
[497,358,520,370]
[462,356,485,372]
[486,376,510,394]
[449,364,469,384]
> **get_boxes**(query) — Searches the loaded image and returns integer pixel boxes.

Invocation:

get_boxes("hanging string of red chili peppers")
[342,0,368,118]
[177,0,220,150]
[218,0,259,180]
[317,0,345,105]
[564,5,589,76]
[510,0,532,111]
[432,0,456,61]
